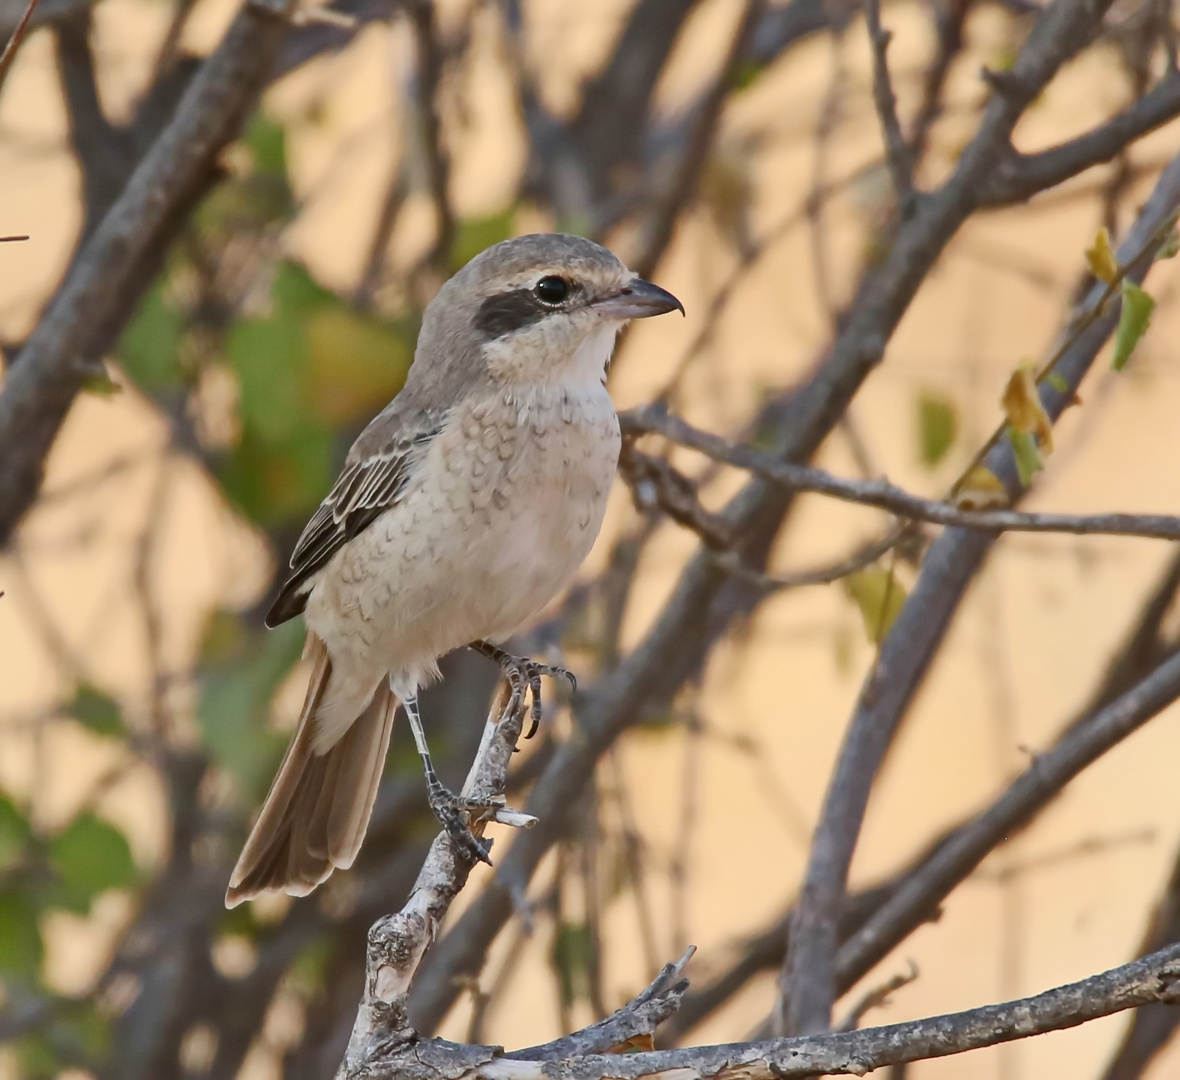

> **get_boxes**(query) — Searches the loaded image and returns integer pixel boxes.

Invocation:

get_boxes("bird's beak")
[592,278,685,320]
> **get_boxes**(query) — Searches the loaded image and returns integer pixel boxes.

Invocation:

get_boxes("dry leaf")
[1085,226,1119,284]
[1001,365,1053,455]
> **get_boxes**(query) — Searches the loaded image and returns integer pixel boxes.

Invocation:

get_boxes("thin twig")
[623,406,1180,542]
[864,0,915,209]
[0,0,43,93]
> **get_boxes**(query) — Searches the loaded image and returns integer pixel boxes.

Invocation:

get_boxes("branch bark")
[0,0,295,547]
[781,148,1180,1035]
[352,943,1180,1079]
[622,406,1180,542]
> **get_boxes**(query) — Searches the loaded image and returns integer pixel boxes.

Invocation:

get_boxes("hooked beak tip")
[594,278,684,320]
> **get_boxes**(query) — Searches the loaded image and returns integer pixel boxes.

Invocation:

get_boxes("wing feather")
[265,412,443,627]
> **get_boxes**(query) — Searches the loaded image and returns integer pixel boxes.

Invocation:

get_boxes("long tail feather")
[225,636,395,907]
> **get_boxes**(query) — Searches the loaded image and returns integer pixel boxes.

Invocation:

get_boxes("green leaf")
[1007,426,1042,487]
[731,59,766,92]
[227,316,310,443]
[0,795,31,871]
[1044,371,1070,394]
[305,305,412,426]
[80,364,122,397]
[244,112,288,176]
[551,922,594,1006]
[69,684,124,738]
[272,260,337,315]
[844,568,907,644]
[216,422,335,526]
[1112,280,1155,371]
[47,814,137,913]
[0,891,43,978]
[119,285,184,391]
[15,1035,57,1080]
[197,621,305,795]
[449,209,515,272]
[916,391,957,467]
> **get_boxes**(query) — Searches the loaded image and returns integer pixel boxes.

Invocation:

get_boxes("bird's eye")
[534,276,570,305]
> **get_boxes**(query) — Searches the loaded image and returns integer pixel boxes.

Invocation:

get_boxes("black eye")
[534,276,569,305]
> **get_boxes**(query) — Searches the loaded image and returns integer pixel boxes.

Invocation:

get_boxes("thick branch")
[359,944,1180,1079]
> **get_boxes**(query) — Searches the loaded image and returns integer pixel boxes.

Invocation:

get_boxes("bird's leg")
[402,694,493,866]
[469,640,577,739]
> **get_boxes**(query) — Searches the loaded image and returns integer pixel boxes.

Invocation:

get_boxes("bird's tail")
[225,634,394,908]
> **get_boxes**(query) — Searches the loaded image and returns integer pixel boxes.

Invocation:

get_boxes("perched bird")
[226,233,682,906]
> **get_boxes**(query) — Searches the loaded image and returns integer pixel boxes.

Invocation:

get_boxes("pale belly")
[304,384,620,719]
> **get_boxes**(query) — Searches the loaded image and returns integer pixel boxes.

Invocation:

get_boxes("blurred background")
[2,0,1180,1077]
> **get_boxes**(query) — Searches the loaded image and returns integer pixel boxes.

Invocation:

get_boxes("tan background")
[3,0,1180,1076]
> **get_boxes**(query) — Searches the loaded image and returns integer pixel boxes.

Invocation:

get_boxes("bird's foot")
[427,779,496,866]
[471,641,577,739]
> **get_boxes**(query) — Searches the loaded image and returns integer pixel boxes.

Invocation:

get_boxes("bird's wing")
[265,409,445,627]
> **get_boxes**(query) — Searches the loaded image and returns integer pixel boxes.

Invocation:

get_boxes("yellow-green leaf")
[844,568,907,644]
[1112,280,1155,371]
[1001,365,1053,454]
[916,392,958,467]
[954,466,1008,510]
[1007,426,1042,487]
[1085,226,1119,284]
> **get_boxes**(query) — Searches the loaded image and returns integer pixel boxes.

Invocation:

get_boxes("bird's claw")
[503,656,576,739]
[471,642,577,740]
[427,782,494,866]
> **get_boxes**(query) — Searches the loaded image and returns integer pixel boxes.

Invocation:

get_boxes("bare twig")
[1101,832,1180,1080]
[622,407,1180,543]
[863,0,914,209]
[632,0,768,278]
[835,960,918,1032]
[406,0,454,272]
[0,0,43,93]
[709,526,907,591]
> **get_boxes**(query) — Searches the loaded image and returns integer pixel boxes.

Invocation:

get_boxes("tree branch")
[354,944,1180,1079]
[982,71,1180,206]
[622,406,1180,542]
[780,148,1180,1035]
[834,645,1180,991]
[0,0,296,548]
[863,0,914,210]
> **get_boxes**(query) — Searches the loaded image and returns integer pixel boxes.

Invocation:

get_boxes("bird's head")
[414,233,683,389]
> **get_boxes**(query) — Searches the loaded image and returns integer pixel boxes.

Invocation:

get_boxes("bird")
[225,233,683,906]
